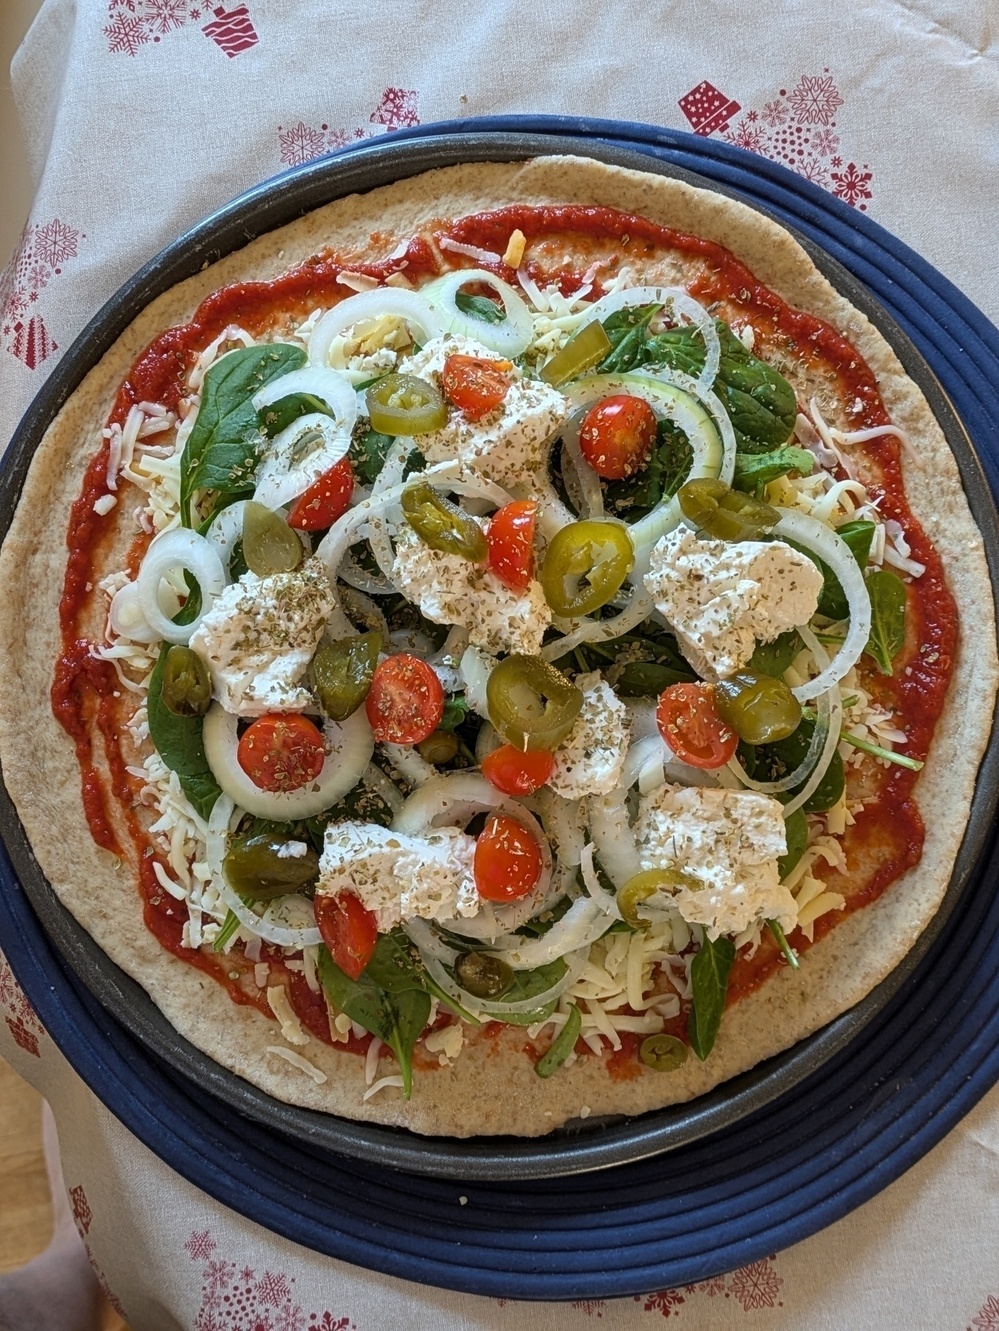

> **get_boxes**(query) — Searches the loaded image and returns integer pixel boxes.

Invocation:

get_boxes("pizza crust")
[0,156,995,1137]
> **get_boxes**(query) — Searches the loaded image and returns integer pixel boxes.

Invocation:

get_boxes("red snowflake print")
[33,218,79,267]
[278,122,326,167]
[571,1299,606,1317]
[145,0,188,32]
[103,11,151,54]
[831,161,874,208]
[725,117,766,153]
[729,1255,783,1311]
[796,155,831,187]
[202,4,259,57]
[370,87,420,131]
[190,6,202,15]
[308,1317,355,1331]
[810,127,840,157]
[971,1294,999,1331]
[788,72,844,125]
[185,1230,217,1261]
[678,80,740,136]
[69,1185,92,1236]
[761,98,787,127]
[256,1272,294,1307]
[636,1288,686,1317]
[690,1273,727,1297]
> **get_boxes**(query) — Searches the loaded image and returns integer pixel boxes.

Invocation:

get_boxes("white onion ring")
[108,581,160,644]
[203,500,247,568]
[579,843,622,919]
[772,507,873,702]
[251,367,357,510]
[135,528,227,644]
[559,408,605,520]
[420,269,534,357]
[579,285,721,391]
[781,628,844,819]
[202,705,373,819]
[541,588,654,662]
[307,289,444,368]
[207,795,323,949]
[587,787,642,889]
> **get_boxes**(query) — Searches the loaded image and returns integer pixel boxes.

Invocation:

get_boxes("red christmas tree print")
[571,1299,607,1317]
[1,218,82,369]
[370,87,421,131]
[728,1255,784,1311]
[788,72,844,125]
[69,1185,93,1236]
[636,1287,686,1317]
[971,1294,999,1331]
[0,955,46,1053]
[678,81,741,136]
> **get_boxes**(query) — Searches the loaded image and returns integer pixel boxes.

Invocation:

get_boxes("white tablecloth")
[2,3,998,1326]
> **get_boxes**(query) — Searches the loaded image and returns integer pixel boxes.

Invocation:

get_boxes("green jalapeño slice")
[365,373,448,436]
[541,519,635,618]
[311,631,382,721]
[677,477,780,542]
[160,644,211,718]
[223,834,320,901]
[401,480,488,561]
[617,868,703,927]
[539,321,612,387]
[486,654,583,752]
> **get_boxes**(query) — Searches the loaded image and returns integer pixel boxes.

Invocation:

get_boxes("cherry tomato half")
[486,500,537,590]
[236,714,326,793]
[441,354,511,422]
[315,892,378,980]
[579,394,657,480]
[656,683,738,771]
[481,744,554,796]
[365,653,444,745]
[473,813,544,902]
[287,457,354,530]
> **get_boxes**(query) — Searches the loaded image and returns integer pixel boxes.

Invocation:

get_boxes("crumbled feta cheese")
[318,821,480,931]
[549,672,630,800]
[392,522,551,656]
[189,556,334,716]
[275,841,309,859]
[634,784,795,938]
[643,529,823,679]
[397,333,567,493]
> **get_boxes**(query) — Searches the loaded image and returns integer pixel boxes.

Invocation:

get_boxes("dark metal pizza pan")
[0,119,996,1289]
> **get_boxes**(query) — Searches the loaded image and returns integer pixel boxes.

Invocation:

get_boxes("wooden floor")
[0,1056,128,1329]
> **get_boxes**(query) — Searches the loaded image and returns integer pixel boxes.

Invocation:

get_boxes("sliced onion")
[307,289,444,368]
[361,762,404,816]
[781,629,844,818]
[578,286,721,391]
[207,795,322,949]
[135,528,226,644]
[491,896,613,969]
[252,368,357,510]
[726,686,831,797]
[579,843,622,919]
[459,644,494,720]
[202,705,373,819]
[420,269,533,357]
[587,787,642,889]
[204,500,247,567]
[773,508,872,702]
[108,580,160,644]
[536,789,584,869]
[559,409,605,519]
[541,588,653,662]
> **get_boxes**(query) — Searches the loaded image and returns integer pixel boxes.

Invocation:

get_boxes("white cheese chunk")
[266,985,310,1047]
[189,556,333,716]
[634,784,796,939]
[397,333,567,493]
[392,522,551,656]
[643,529,823,679]
[318,820,480,931]
[549,672,630,800]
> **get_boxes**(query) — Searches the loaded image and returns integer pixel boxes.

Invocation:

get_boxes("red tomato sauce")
[52,204,957,1054]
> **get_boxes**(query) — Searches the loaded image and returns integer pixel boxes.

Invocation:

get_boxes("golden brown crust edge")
[0,155,994,1136]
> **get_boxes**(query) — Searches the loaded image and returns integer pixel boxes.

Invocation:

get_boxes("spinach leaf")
[483,958,567,1026]
[865,568,907,675]
[603,419,692,521]
[597,303,660,375]
[535,1004,582,1078]
[349,423,395,486]
[146,645,221,820]
[317,940,431,1099]
[454,291,506,324]
[732,446,814,493]
[788,519,876,620]
[438,694,470,732]
[779,807,809,881]
[259,391,333,438]
[767,920,799,969]
[753,717,845,813]
[180,343,306,524]
[748,629,803,678]
[688,933,735,1061]
[614,660,694,696]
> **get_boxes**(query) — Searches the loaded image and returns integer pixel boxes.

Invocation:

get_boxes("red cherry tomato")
[473,813,544,902]
[485,500,537,590]
[315,892,378,980]
[578,394,657,480]
[236,714,326,792]
[365,653,444,745]
[481,743,555,796]
[441,354,511,422]
[656,683,738,770]
[287,457,354,530]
